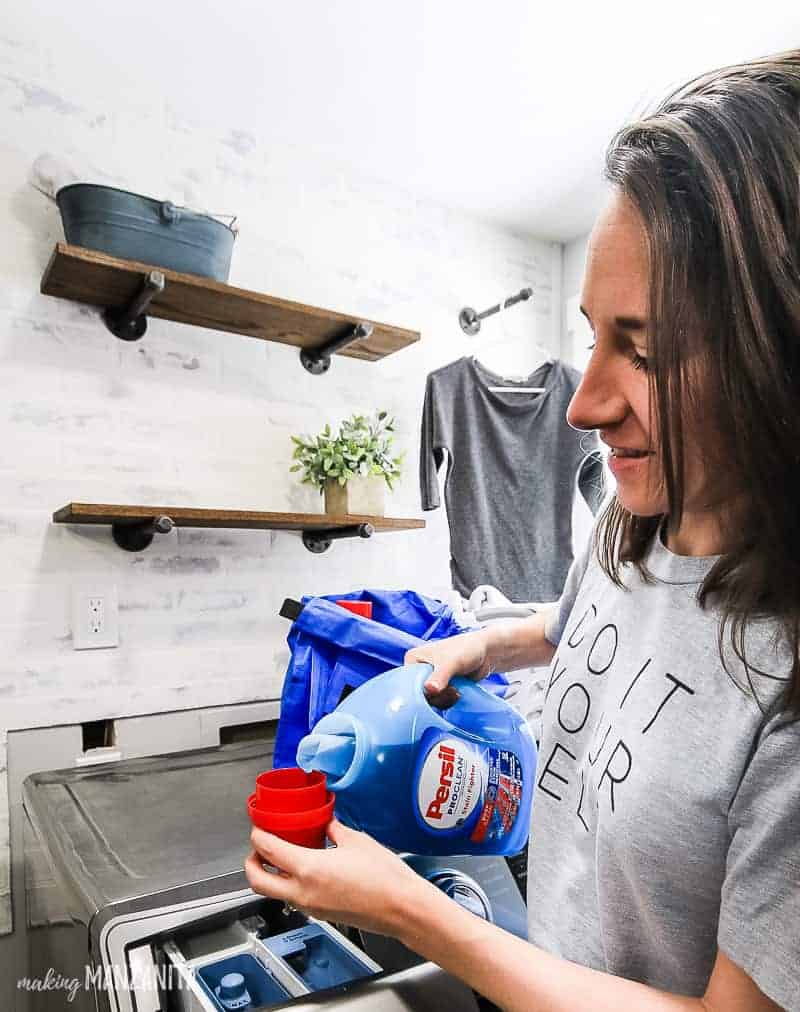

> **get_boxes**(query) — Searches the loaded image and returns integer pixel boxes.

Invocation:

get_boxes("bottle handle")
[445,676,519,739]
[450,675,509,708]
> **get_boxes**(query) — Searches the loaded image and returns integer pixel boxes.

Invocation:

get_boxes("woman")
[246,51,800,1011]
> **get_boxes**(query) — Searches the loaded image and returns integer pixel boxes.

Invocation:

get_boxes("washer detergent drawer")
[161,912,382,1011]
[259,924,376,993]
[101,888,480,1012]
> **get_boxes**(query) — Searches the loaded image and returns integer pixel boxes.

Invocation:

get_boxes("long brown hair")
[598,51,800,716]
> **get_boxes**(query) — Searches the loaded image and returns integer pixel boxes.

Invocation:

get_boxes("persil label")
[417,737,485,830]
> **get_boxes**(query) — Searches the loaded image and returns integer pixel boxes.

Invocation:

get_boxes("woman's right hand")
[405,630,492,705]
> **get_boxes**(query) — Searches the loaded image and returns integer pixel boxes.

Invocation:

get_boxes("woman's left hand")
[245,819,427,937]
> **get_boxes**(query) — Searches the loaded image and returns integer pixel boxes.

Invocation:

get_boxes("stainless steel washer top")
[23,741,273,923]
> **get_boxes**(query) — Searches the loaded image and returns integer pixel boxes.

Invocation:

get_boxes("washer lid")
[23,741,273,916]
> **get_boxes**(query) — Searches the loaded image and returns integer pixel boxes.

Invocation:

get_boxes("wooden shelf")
[53,502,425,554]
[53,502,425,533]
[41,243,420,365]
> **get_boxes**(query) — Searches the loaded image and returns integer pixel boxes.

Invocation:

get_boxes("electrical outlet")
[72,586,119,650]
[88,597,104,635]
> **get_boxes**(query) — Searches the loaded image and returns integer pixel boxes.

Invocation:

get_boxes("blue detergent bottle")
[295,662,537,856]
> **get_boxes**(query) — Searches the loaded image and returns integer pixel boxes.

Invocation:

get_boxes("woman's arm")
[405,610,557,694]
[397,870,781,1012]
[245,822,782,1012]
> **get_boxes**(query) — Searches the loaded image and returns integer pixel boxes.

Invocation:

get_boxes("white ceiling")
[10,1,800,241]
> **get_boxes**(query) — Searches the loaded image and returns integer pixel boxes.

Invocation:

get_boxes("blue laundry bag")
[273,588,509,769]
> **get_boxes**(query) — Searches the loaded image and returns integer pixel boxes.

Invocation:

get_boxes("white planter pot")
[324,476,386,516]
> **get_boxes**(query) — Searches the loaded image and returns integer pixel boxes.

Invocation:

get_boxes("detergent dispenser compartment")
[159,897,383,1011]
[259,923,376,993]
[196,953,290,1011]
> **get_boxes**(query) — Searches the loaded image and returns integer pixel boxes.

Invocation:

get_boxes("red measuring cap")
[255,768,327,812]
[248,790,335,849]
[336,599,373,619]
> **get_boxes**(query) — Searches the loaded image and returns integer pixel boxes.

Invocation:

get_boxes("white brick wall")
[0,33,562,935]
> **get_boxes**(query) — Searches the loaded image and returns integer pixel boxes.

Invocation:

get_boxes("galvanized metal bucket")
[56,183,237,282]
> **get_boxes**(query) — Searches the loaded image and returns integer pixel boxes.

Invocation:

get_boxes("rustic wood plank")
[52,502,425,534]
[41,244,420,361]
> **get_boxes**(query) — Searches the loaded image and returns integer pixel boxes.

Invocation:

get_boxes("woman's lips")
[608,449,651,475]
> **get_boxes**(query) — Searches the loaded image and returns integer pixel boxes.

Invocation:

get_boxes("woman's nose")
[566,353,628,432]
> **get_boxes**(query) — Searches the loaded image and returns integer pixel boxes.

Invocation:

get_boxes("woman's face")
[568,191,717,530]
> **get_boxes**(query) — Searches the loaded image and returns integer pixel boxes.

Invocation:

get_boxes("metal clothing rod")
[487,386,545,393]
[459,287,533,336]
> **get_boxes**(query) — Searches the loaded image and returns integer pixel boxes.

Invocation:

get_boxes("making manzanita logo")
[17,964,191,1002]
[17,969,82,1004]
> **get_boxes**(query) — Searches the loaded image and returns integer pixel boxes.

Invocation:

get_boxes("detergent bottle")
[295,662,537,856]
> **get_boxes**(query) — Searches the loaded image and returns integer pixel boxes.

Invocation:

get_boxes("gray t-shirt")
[420,356,603,601]
[527,524,800,1009]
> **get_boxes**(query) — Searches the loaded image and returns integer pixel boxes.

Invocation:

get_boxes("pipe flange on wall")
[103,270,166,341]
[302,523,374,554]
[112,515,174,552]
[299,322,373,375]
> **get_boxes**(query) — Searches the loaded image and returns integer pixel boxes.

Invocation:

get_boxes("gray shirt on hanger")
[419,356,604,601]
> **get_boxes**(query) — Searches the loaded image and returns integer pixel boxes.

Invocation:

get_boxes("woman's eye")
[584,341,649,372]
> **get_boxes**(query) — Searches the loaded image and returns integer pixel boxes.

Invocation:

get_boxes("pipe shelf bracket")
[111,514,175,552]
[103,270,166,341]
[300,322,374,375]
[302,522,374,553]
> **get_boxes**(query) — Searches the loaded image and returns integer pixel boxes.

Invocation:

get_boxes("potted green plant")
[290,411,403,516]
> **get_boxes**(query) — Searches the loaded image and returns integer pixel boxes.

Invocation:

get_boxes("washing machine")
[22,739,527,1011]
